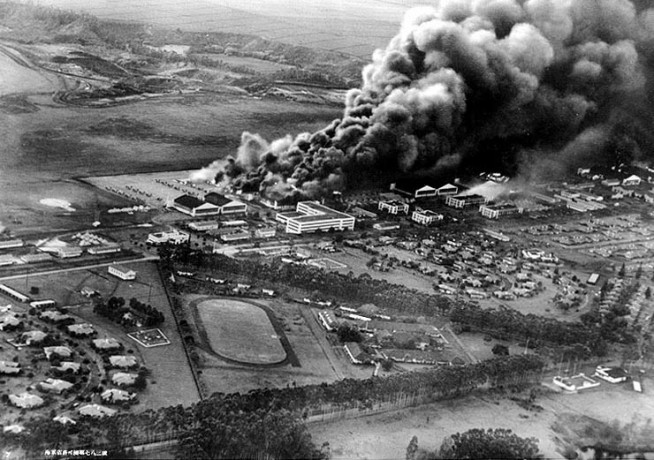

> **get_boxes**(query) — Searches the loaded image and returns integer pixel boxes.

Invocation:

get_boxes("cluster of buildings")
[318,304,452,366]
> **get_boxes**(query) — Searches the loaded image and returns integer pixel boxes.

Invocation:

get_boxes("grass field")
[311,379,654,459]
[183,295,375,394]
[0,43,341,235]
[196,298,287,364]
[0,50,58,96]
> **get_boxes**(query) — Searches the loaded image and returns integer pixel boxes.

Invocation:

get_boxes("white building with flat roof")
[147,230,189,245]
[411,209,444,225]
[108,265,136,281]
[276,202,355,234]
[378,200,409,214]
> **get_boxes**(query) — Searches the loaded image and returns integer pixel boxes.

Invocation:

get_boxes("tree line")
[162,246,615,356]
[93,296,164,328]
[0,355,544,457]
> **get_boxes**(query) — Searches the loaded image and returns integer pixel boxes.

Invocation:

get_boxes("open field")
[0,40,342,234]
[311,378,654,460]
[196,298,287,365]
[84,169,223,210]
[0,48,59,96]
[183,295,380,395]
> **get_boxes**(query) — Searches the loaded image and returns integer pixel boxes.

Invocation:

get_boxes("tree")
[406,436,419,460]
[438,428,540,459]
[492,344,510,356]
[618,263,626,278]
[636,264,643,279]
[177,409,325,459]
[336,323,362,343]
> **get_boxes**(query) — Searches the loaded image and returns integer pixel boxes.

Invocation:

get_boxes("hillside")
[0,1,364,93]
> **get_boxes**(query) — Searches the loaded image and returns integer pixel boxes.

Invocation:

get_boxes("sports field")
[197,298,287,365]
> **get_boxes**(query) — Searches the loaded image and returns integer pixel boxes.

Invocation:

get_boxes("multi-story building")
[411,209,444,225]
[445,194,487,209]
[378,200,409,214]
[479,204,522,219]
[276,201,355,234]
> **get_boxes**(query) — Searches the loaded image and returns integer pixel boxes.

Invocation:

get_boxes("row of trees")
[0,355,545,456]
[450,304,608,356]
[161,246,453,317]
[162,246,620,356]
[129,298,165,326]
[93,296,164,328]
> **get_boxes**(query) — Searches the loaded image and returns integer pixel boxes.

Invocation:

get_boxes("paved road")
[300,307,344,380]
[0,255,159,282]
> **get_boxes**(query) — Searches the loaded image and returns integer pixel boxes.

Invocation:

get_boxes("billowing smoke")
[197,0,654,198]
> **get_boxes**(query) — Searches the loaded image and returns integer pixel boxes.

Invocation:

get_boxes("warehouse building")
[172,195,220,217]
[204,193,247,214]
[276,202,355,234]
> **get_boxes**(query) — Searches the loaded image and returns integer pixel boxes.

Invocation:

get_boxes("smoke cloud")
[196,0,654,198]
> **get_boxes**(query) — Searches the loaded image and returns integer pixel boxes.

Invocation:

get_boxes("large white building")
[276,202,355,234]
[411,209,444,225]
[108,265,136,281]
[147,230,189,245]
[479,204,522,219]
[378,200,409,215]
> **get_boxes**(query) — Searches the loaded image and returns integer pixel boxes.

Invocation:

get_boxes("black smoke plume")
[197,0,654,199]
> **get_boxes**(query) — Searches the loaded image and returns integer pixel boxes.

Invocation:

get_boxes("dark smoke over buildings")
[198,0,654,199]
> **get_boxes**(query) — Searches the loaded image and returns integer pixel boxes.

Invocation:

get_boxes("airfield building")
[87,244,121,255]
[276,202,355,234]
[52,246,83,258]
[390,182,437,199]
[0,239,24,250]
[204,193,247,214]
[172,195,220,217]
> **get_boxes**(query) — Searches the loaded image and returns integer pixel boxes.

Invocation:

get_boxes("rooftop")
[279,201,353,223]
[174,194,205,209]
[205,192,234,207]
